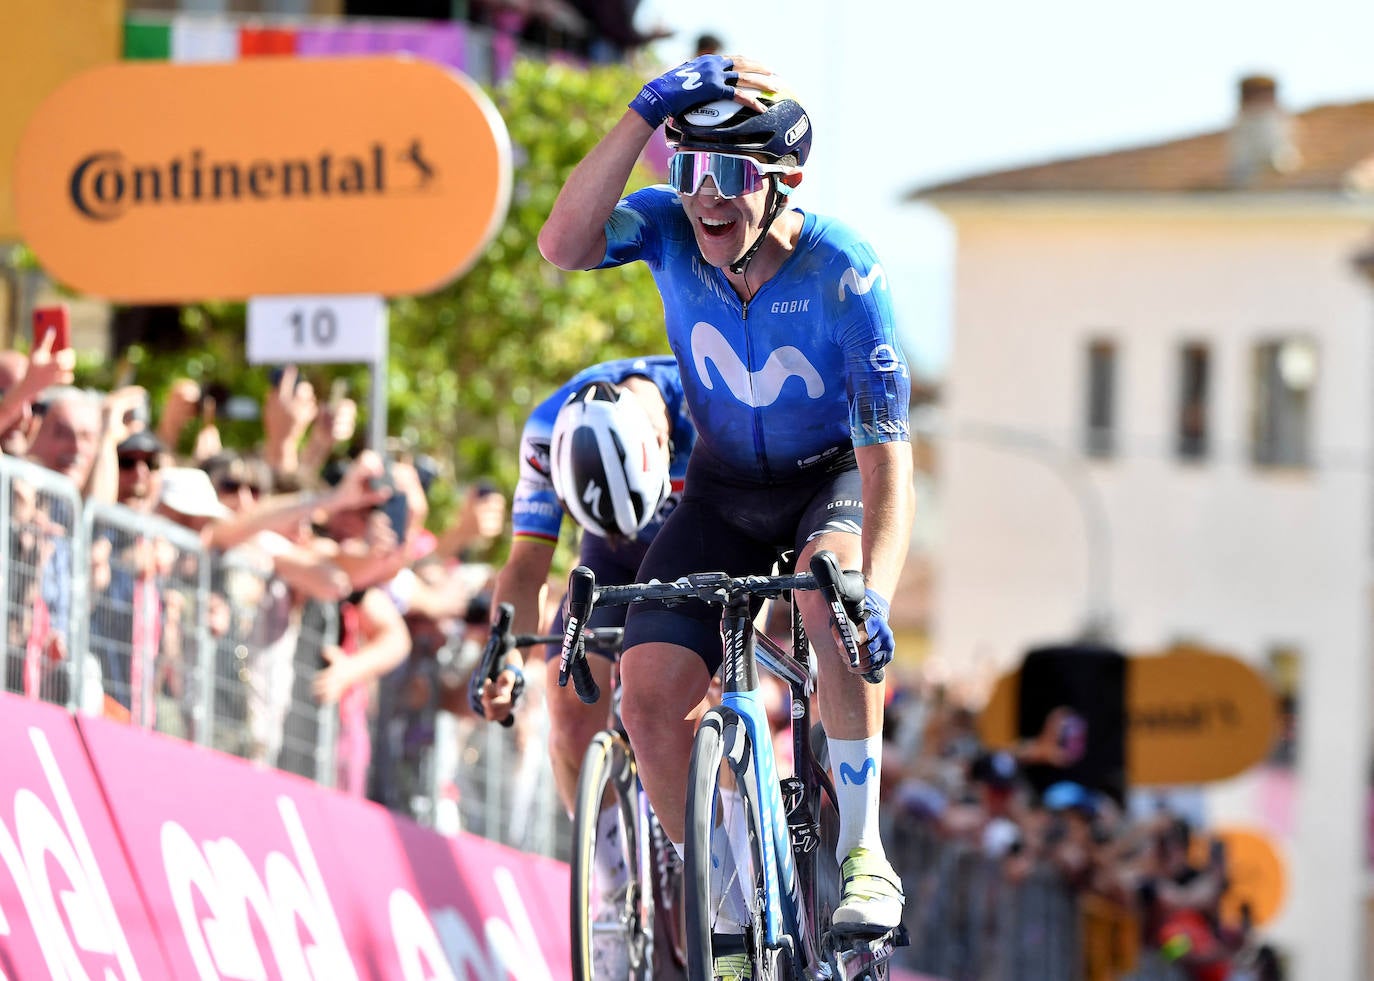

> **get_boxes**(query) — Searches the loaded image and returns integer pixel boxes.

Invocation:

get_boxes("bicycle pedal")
[829,923,910,950]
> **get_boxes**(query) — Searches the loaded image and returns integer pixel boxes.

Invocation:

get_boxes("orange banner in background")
[979,643,1280,786]
[13,56,511,301]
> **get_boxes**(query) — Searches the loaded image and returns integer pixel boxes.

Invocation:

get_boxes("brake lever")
[808,550,884,684]
[470,602,518,727]
[559,566,601,704]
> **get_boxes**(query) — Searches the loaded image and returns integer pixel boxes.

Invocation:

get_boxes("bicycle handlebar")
[471,601,624,724]
[556,549,884,695]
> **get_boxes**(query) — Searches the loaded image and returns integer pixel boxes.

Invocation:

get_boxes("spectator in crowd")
[15,386,110,703]
[0,332,74,456]
[140,466,234,737]
[297,449,425,796]
[86,429,170,713]
[201,449,354,762]
[27,386,103,494]
[113,429,166,513]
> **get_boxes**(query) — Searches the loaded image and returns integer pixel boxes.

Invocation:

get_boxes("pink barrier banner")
[78,710,572,979]
[318,792,572,979]
[0,695,172,978]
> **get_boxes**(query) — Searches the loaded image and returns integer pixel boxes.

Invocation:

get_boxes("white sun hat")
[159,467,231,519]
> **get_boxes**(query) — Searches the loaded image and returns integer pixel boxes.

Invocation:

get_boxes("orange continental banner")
[979,644,1280,785]
[13,56,511,301]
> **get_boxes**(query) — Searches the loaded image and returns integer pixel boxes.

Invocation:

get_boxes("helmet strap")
[728,176,786,277]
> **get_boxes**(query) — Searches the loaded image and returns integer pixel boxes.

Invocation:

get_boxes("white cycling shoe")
[831,846,905,935]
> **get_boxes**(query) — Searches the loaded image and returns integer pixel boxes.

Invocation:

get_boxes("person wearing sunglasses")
[538,54,914,956]
[114,429,166,514]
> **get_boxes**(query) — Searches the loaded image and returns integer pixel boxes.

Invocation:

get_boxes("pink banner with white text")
[0,692,571,980]
[0,696,173,979]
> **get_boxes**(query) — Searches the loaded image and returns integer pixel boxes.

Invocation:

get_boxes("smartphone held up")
[32,304,71,353]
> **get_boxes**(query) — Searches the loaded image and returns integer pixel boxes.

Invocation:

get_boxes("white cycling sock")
[829,735,885,867]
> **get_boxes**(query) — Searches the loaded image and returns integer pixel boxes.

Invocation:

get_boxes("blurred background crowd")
[0,332,1286,981]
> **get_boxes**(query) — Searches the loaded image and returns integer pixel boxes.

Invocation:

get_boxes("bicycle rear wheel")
[685,707,791,981]
[571,730,654,980]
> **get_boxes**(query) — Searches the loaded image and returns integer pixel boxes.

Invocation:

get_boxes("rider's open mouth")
[699,217,736,238]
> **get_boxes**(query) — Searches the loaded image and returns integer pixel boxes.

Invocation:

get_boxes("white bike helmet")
[550,380,670,539]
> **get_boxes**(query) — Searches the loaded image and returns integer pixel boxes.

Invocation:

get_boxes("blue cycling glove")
[629,55,739,128]
[860,588,896,674]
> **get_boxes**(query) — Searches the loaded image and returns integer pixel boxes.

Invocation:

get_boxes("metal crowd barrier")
[0,452,565,854]
[2,458,90,709]
[0,455,338,789]
[888,815,1075,980]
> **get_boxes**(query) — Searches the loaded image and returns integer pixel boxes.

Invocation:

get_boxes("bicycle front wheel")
[571,729,654,980]
[685,707,791,981]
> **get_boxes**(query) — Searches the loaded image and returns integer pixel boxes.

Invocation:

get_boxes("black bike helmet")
[665,92,812,169]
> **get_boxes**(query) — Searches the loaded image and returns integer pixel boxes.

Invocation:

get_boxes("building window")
[1176,342,1211,460]
[1084,339,1117,458]
[1251,338,1316,468]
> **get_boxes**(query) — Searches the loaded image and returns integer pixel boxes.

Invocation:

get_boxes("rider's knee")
[619,644,707,737]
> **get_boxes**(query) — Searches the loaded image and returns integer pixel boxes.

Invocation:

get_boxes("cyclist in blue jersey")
[479,359,694,977]
[538,55,915,962]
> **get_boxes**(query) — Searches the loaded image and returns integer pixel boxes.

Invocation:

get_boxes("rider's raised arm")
[538,112,653,272]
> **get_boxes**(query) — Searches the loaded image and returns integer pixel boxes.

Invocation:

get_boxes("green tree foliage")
[64,58,668,530]
[386,58,669,518]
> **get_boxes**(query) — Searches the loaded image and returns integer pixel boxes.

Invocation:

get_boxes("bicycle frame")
[558,553,869,979]
[716,586,823,969]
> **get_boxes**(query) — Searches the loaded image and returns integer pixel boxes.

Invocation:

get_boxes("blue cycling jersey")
[599,186,910,481]
[511,356,695,544]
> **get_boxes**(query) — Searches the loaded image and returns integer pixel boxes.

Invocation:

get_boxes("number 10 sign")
[247,294,386,365]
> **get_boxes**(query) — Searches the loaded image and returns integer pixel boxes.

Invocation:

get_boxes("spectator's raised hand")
[301,395,358,477]
[191,396,221,462]
[156,379,201,450]
[263,365,317,476]
[264,365,317,442]
[22,329,75,394]
[101,385,148,446]
[329,449,391,512]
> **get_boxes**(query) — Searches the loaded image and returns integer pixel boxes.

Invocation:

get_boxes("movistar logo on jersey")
[838,263,886,300]
[838,758,877,786]
[690,322,824,408]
